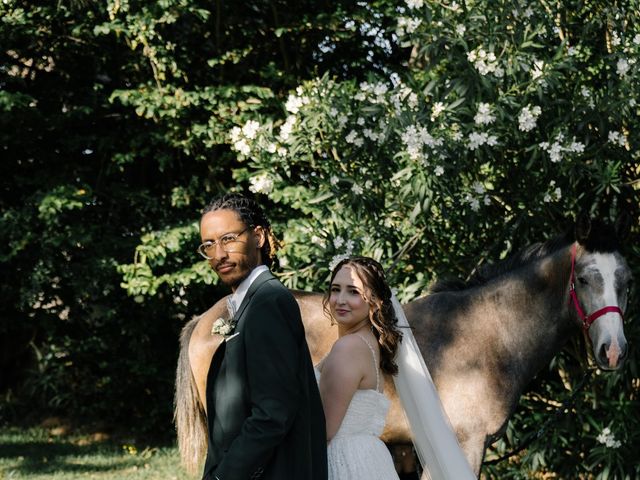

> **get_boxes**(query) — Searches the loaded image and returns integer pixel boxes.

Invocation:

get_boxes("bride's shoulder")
[324,334,371,368]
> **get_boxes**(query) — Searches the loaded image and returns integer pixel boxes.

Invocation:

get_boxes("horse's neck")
[482,247,574,389]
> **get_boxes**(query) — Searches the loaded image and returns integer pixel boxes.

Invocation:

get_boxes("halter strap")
[568,243,624,331]
[355,333,381,392]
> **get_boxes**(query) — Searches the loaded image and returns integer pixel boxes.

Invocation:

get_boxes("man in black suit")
[195,192,327,480]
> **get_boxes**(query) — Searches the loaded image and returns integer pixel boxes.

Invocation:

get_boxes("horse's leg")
[390,444,418,476]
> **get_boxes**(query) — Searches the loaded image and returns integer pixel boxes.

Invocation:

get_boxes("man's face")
[200,209,264,290]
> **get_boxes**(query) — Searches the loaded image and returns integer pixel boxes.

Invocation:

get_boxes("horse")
[175,213,632,476]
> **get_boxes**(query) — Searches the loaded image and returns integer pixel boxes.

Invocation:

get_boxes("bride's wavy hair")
[323,256,402,375]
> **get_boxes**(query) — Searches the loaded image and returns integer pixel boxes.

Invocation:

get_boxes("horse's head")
[572,213,633,370]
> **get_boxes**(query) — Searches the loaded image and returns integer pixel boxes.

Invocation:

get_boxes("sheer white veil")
[391,294,476,479]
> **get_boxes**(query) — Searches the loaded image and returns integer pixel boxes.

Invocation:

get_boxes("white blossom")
[634,34,640,45]
[611,31,621,47]
[330,175,339,186]
[451,129,463,142]
[249,173,274,194]
[569,141,585,153]
[474,103,496,125]
[597,427,622,449]
[230,126,242,142]
[431,102,446,120]
[555,187,562,199]
[472,181,485,195]
[540,134,585,162]
[407,92,419,109]
[450,2,461,13]
[345,130,358,144]
[234,138,250,155]
[467,132,498,150]
[518,105,542,132]
[434,165,444,176]
[278,115,297,142]
[531,59,545,80]
[401,124,443,160]
[351,183,364,195]
[345,239,355,253]
[397,17,422,36]
[405,0,424,9]
[333,236,345,249]
[242,120,260,139]
[616,58,630,77]
[285,95,303,114]
[455,24,466,36]
[468,47,502,76]
[608,131,626,147]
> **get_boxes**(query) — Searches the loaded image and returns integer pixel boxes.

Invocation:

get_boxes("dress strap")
[354,333,381,392]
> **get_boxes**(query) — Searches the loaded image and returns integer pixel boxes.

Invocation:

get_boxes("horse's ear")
[614,211,632,241]
[575,211,591,244]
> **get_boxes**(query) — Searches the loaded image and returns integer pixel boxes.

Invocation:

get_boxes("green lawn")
[0,426,191,479]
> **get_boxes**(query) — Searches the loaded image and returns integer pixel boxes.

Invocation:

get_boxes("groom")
[196,192,327,480]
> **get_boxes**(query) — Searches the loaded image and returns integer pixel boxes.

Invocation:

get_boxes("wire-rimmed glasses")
[197,226,252,260]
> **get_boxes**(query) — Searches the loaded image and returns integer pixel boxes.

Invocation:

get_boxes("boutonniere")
[211,316,237,336]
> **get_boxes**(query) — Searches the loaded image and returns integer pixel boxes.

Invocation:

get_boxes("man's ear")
[254,225,266,248]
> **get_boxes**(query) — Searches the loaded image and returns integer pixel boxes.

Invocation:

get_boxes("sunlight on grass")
[0,426,191,479]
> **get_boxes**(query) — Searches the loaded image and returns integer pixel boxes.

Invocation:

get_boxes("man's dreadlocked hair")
[202,193,281,268]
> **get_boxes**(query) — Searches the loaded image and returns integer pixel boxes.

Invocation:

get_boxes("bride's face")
[329,265,371,329]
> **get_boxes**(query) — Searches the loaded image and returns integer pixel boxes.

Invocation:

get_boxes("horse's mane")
[430,231,574,293]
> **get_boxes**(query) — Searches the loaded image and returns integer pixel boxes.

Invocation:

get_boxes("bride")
[316,256,402,479]
[318,256,475,480]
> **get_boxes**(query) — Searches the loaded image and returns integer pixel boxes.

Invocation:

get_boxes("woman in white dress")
[316,256,402,480]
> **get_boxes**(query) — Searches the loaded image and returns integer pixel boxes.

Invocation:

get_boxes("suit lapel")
[234,270,274,330]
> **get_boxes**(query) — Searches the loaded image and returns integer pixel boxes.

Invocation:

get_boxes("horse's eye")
[578,277,588,286]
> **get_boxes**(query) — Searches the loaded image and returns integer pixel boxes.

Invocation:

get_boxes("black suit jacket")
[203,270,327,480]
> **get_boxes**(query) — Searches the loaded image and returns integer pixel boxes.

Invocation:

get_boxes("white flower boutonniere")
[211,317,237,336]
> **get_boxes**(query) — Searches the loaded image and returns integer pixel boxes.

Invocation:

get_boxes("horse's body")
[176,215,632,476]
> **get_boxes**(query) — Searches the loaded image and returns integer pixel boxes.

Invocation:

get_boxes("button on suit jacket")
[203,270,327,480]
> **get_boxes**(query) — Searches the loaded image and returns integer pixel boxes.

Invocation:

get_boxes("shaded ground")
[0,420,188,479]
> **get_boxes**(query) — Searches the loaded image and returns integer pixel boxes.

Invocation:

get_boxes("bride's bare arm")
[318,335,372,441]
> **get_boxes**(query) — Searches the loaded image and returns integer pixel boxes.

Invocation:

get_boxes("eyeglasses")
[197,226,252,260]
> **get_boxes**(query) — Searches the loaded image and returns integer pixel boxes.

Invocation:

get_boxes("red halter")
[568,243,624,331]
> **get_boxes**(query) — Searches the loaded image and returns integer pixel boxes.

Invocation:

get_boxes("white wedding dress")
[316,335,400,480]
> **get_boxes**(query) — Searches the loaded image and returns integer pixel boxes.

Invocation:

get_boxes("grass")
[0,424,191,480]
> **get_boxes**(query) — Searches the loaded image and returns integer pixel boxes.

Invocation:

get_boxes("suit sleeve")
[214,285,303,478]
